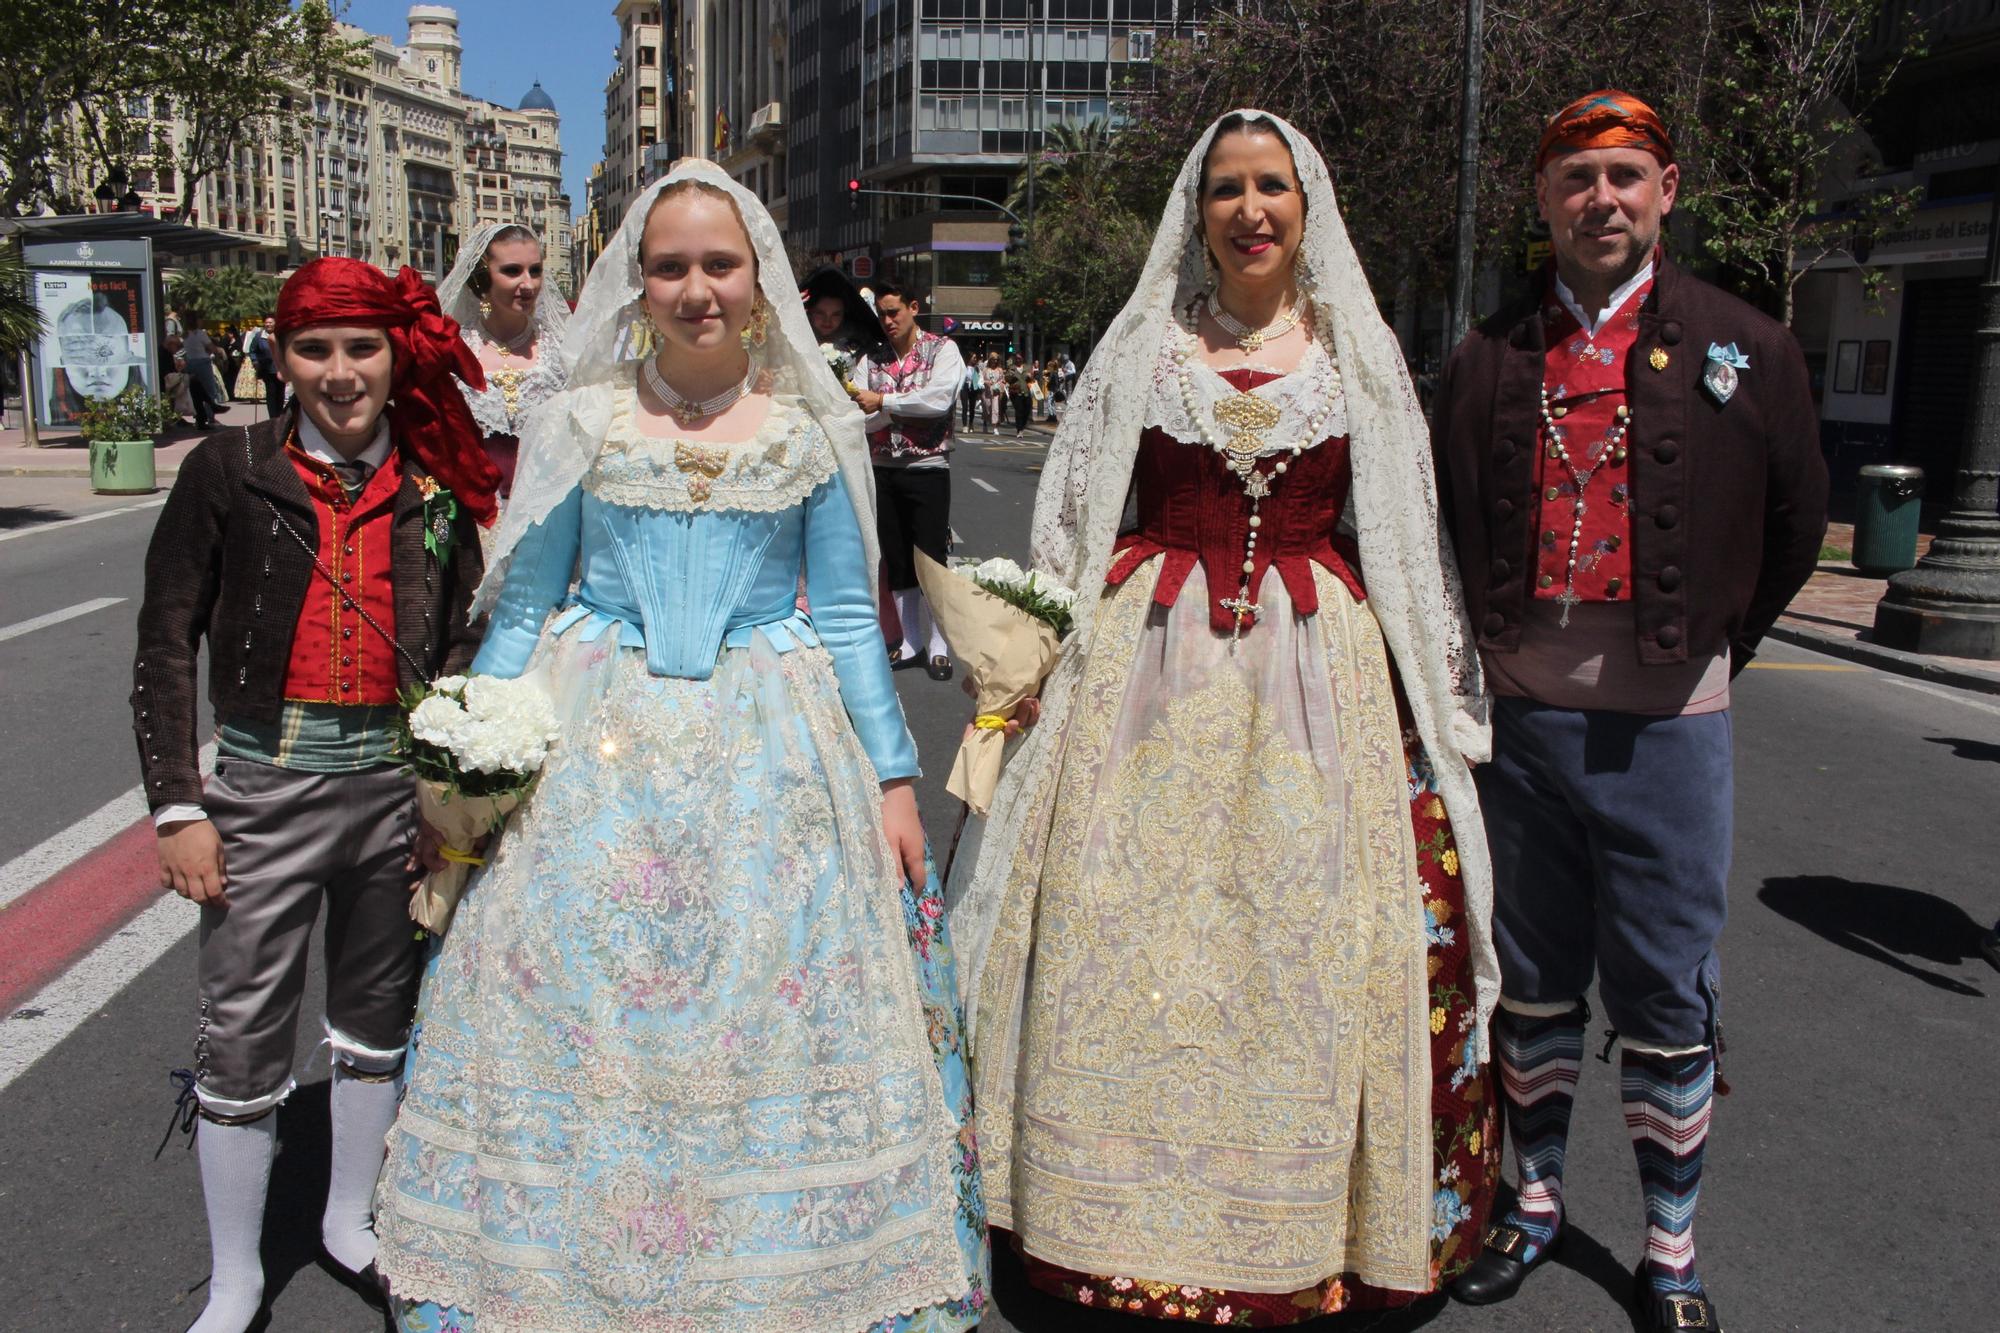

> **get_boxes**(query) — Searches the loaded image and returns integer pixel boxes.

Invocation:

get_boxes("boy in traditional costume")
[134,257,497,1333]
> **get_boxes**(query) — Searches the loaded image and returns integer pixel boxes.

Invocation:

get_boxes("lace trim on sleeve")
[583,389,836,514]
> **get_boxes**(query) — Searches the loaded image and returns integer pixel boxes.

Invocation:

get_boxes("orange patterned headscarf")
[1535,90,1675,172]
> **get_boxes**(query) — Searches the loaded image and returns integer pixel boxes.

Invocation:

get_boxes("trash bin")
[88,438,157,496]
[1852,463,1923,576]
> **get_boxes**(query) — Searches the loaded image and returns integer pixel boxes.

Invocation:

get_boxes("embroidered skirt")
[375,624,988,1332]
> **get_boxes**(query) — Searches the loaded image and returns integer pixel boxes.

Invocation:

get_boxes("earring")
[632,302,658,357]
[478,297,492,319]
[741,295,772,349]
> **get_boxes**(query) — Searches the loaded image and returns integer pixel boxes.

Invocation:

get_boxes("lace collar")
[585,386,837,514]
[1145,328,1348,455]
[457,323,567,437]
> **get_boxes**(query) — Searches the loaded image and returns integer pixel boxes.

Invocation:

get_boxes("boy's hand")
[158,819,228,905]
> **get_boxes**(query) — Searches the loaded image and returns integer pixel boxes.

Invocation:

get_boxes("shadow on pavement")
[0,503,68,531]
[1758,875,1989,997]
[262,1078,335,1309]
[1924,735,2000,764]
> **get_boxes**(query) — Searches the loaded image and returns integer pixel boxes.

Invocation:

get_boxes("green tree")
[167,266,283,323]
[0,243,46,360]
[1678,0,1922,326]
[0,0,362,219]
[998,170,1154,352]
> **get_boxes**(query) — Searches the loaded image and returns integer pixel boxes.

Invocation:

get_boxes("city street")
[2,424,1997,1332]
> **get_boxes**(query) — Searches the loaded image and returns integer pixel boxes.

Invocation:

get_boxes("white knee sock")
[924,594,949,659]
[321,1065,400,1274]
[190,1114,277,1333]
[893,587,925,657]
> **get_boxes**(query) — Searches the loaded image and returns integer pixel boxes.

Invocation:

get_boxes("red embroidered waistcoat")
[280,443,403,704]
[1106,368,1364,634]
[866,331,954,460]
[1533,273,1653,603]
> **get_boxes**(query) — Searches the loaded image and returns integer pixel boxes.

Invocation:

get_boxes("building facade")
[598,0,676,247]
[86,5,575,292]
[678,1,790,223]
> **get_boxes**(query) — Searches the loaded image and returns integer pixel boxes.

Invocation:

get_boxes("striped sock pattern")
[1494,1005,1584,1263]
[1623,1045,1714,1296]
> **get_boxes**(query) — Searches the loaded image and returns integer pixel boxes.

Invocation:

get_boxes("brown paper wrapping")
[913,551,1064,815]
[410,781,521,935]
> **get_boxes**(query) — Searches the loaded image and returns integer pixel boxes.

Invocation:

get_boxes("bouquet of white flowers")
[395,673,562,934]
[913,551,1076,815]
[820,341,857,394]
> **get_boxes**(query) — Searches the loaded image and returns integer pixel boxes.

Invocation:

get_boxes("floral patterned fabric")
[1012,723,1500,1323]
[376,624,987,1332]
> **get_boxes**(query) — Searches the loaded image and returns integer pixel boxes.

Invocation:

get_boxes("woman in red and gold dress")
[948,110,1502,1323]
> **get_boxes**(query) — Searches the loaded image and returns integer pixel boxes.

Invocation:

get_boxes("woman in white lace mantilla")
[436,222,571,504]
[374,163,988,1333]
[946,111,1502,1317]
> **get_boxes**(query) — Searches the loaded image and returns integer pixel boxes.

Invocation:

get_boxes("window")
[999,28,1027,60]
[639,86,656,107]
[1064,28,1088,60]
[938,26,963,59]
[938,96,963,129]
[937,250,999,287]
[999,98,1025,130]
[639,45,656,65]
[1129,29,1155,61]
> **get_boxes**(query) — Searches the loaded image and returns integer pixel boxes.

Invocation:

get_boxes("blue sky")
[335,0,617,217]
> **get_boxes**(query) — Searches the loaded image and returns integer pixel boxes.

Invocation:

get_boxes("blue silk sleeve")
[802,473,921,781]
[470,486,584,680]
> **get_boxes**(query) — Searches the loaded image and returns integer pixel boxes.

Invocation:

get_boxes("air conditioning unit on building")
[750,102,783,141]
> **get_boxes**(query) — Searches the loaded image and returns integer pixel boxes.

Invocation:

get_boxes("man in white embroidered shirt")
[852,283,966,681]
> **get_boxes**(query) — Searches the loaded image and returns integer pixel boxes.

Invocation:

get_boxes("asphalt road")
[2,430,1997,1333]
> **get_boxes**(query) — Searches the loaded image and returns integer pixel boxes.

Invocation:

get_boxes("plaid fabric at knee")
[1623,1045,1713,1297]
[1494,1004,1584,1263]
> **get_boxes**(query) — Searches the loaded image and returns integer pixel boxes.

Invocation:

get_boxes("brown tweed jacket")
[130,408,486,808]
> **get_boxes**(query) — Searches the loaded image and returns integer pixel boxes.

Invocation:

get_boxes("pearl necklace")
[1206,290,1302,354]
[642,355,755,427]
[1537,385,1633,627]
[1174,300,1341,642]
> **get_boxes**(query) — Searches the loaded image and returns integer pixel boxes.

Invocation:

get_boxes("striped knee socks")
[1494,1004,1585,1263]
[1623,1046,1714,1296]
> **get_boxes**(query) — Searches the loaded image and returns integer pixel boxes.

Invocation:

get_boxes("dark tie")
[331,459,372,499]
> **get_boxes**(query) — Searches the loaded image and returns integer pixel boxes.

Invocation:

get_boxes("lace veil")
[949,109,1499,1056]
[474,161,877,614]
[434,220,572,346]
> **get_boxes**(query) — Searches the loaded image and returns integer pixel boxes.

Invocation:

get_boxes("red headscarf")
[1535,90,1675,173]
[274,257,500,526]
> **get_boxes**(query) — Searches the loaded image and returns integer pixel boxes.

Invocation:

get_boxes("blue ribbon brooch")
[1703,342,1750,405]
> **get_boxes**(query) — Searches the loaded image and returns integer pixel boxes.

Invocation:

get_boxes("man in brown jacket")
[1434,92,1825,1333]
[135,258,496,1333]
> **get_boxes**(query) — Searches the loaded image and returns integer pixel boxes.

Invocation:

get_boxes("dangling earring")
[1200,243,1219,291]
[741,295,771,350]
[632,301,658,357]
[478,296,492,319]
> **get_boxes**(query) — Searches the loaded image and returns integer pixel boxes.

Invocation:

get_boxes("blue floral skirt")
[374,628,987,1332]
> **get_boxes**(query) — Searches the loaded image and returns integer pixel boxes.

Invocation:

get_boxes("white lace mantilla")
[458,324,569,437]
[1143,327,1350,453]
[584,389,837,514]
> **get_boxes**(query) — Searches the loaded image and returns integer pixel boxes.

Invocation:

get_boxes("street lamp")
[1872,174,2000,659]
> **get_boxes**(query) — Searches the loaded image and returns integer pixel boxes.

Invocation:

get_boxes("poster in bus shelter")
[34,269,153,427]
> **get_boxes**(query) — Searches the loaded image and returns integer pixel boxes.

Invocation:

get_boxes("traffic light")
[1007,223,1027,251]
[848,179,861,213]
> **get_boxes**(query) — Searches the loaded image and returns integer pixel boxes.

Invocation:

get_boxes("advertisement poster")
[35,270,152,427]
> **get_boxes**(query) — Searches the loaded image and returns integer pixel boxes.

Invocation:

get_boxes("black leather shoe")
[318,1251,391,1312]
[926,654,954,681]
[1446,1222,1560,1305]
[1635,1268,1722,1331]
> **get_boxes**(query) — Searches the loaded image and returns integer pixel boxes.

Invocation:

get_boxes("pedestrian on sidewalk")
[1005,354,1030,435]
[982,350,1006,432]
[1432,90,1827,1333]
[179,316,223,430]
[855,282,964,679]
[248,316,285,417]
[961,353,982,429]
[132,256,497,1333]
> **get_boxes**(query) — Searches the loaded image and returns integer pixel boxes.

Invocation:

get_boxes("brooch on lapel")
[415,475,458,566]
[1703,342,1750,405]
[1648,347,1670,372]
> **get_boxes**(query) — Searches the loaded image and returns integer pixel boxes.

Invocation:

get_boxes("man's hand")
[158,819,228,905]
[880,778,927,890]
[853,388,885,414]
[960,679,1041,737]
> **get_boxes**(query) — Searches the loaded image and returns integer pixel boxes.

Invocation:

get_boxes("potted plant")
[76,385,177,495]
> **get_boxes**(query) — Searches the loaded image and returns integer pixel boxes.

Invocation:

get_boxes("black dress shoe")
[318,1251,391,1312]
[1636,1278,1721,1331]
[926,654,954,681]
[1447,1222,1560,1305]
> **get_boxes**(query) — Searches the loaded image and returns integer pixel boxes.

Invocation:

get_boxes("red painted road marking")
[0,817,169,1015]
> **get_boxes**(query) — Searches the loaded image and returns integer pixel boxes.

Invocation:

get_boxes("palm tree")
[1006,118,1116,217]
[0,242,45,360]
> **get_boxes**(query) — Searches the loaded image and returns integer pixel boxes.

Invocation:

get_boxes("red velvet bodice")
[1106,367,1364,635]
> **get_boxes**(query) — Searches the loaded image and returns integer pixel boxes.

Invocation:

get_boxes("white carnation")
[408,693,470,748]
[972,556,1027,589]
[438,675,562,775]
[431,674,469,695]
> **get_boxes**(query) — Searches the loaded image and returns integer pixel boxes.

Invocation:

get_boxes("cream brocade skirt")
[970,557,1432,1294]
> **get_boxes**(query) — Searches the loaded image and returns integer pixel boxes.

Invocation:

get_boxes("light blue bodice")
[473,393,919,780]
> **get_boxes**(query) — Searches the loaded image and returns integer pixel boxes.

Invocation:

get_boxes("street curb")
[1766,620,2000,696]
[6,468,178,480]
